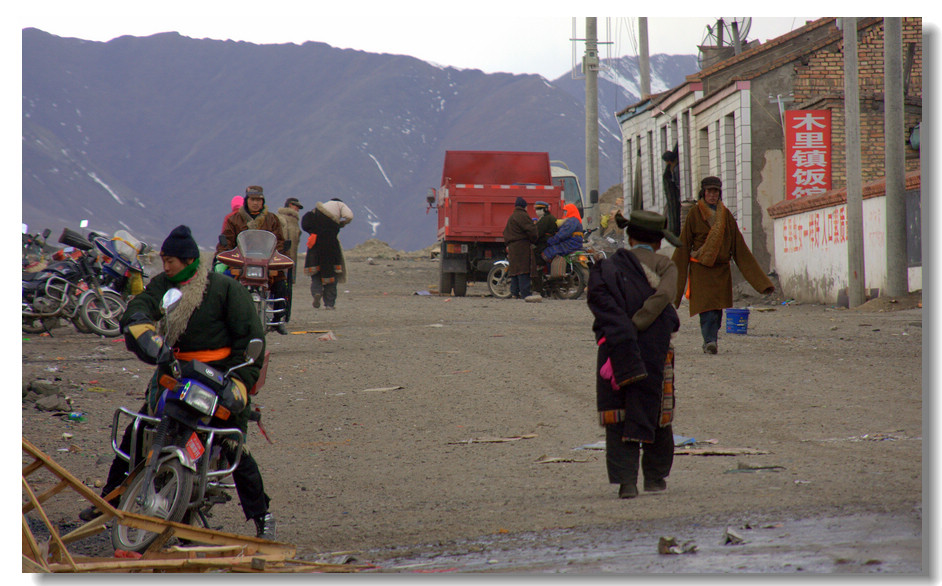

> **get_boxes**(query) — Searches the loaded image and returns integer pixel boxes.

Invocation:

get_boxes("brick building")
[616,17,922,302]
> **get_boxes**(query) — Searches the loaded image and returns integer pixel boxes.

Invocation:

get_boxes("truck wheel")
[439,270,455,296]
[453,274,468,297]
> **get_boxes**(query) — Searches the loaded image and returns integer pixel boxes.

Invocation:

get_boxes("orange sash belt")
[174,347,231,362]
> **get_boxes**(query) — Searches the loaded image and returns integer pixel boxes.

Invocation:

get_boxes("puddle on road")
[364,510,922,574]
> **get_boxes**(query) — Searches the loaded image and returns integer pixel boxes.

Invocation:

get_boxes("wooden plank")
[23,478,71,514]
[45,552,295,573]
[59,513,113,544]
[22,458,44,478]
[22,516,46,568]
[22,555,51,573]
[115,511,296,557]
[21,476,76,570]
[22,438,121,514]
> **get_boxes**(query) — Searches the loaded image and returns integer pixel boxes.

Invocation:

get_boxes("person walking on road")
[302,198,353,309]
[588,210,680,499]
[671,176,774,354]
[276,197,304,322]
[502,196,538,299]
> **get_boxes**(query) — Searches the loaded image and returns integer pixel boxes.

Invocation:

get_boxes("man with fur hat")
[83,225,277,539]
[588,210,680,499]
[502,196,539,299]
[301,198,353,309]
[217,185,290,334]
[671,176,774,354]
[276,197,304,321]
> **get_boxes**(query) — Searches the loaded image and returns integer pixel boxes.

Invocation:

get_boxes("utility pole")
[639,17,650,99]
[842,17,866,307]
[584,17,599,230]
[883,17,908,297]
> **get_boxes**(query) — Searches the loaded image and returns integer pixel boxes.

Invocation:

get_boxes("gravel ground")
[21,241,924,573]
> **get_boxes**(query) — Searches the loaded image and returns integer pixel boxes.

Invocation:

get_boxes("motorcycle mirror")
[161,288,183,314]
[42,228,51,239]
[245,338,263,363]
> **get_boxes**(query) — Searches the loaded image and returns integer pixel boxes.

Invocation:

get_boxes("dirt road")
[21,241,923,572]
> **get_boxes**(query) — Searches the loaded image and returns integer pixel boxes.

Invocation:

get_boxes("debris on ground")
[534,454,594,464]
[449,434,538,445]
[657,536,698,555]
[22,438,368,573]
[722,527,745,545]
[725,462,786,473]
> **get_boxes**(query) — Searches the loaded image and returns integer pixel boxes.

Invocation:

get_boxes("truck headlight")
[180,380,218,416]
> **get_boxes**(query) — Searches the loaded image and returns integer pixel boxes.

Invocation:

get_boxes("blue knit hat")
[514,196,527,208]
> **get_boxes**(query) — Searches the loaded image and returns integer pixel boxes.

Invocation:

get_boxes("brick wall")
[791,18,922,188]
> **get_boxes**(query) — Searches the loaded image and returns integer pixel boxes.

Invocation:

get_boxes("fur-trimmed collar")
[238,205,272,229]
[158,260,210,347]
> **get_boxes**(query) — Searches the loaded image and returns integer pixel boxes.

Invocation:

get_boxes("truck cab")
[550,161,585,220]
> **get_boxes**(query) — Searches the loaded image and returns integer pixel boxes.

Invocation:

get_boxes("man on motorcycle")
[82,225,277,540]
[530,201,558,297]
[217,185,290,335]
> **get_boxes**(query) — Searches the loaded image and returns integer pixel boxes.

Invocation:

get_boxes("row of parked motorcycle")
[22,225,150,337]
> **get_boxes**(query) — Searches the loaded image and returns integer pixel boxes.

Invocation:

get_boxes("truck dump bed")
[436,151,563,242]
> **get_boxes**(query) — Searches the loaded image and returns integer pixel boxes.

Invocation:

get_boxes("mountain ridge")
[22,28,699,252]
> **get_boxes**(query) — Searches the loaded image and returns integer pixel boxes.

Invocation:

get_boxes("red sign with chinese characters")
[785,110,832,200]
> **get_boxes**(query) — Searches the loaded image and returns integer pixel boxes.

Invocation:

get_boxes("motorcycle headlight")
[179,380,218,416]
[246,266,265,279]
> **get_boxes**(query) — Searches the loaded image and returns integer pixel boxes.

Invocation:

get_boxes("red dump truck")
[426,150,565,296]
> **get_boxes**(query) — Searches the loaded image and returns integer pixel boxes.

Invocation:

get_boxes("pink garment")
[230,196,244,212]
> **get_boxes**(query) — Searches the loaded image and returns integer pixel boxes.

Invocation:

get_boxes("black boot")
[254,512,276,540]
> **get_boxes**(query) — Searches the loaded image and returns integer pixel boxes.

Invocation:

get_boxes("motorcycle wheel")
[551,265,588,300]
[111,457,194,553]
[486,264,512,299]
[79,291,126,337]
[22,316,59,334]
[72,316,93,334]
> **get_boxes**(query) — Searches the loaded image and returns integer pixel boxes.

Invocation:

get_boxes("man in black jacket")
[82,225,276,539]
[587,212,680,499]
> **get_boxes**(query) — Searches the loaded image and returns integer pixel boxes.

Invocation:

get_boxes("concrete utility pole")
[639,17,650,99]
[883,17,908,297]
[842,17,866,307]
[584,17,600,230]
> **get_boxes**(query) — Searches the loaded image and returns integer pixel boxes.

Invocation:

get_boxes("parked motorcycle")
[109,287,265,552]
[22,228,141,337]
[487,234,605,300]
[22,226,53,270]
[215,230,293,334]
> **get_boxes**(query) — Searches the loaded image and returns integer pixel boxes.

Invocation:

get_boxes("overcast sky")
[17,2,822,80]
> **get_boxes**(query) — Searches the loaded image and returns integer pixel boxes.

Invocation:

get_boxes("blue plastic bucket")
[725,308,750,334]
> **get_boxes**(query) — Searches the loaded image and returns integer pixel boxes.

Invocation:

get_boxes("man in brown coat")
[671,176,774,354]
[276,197,303,322]
[217,185,290,334]
[502,196,538,299]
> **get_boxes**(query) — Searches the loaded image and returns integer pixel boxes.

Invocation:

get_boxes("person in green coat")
[82,225,276,540]
[671,177,774,354]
